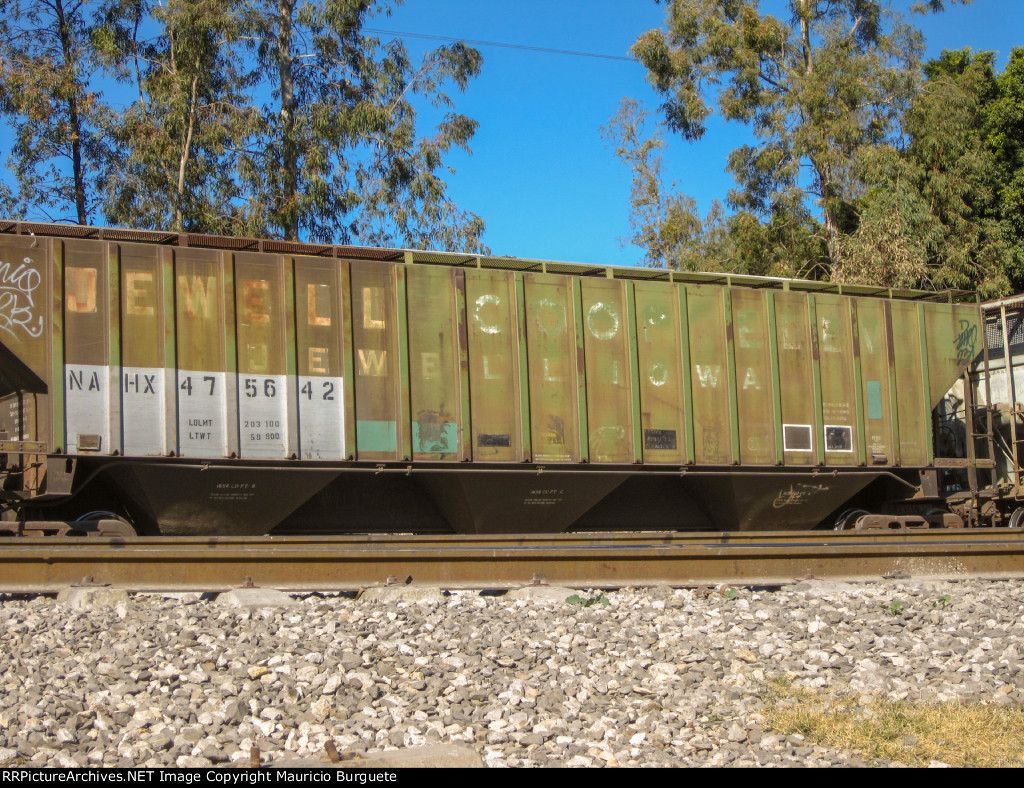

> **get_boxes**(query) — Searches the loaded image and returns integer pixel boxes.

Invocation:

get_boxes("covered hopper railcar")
[0,221,1011,536]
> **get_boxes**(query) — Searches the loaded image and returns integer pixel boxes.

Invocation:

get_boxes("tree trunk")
[54,0,87,224]
[812,155,846,281]
[822,202,845,282]
[278,0,299,240]
[801,3,847,281]
[174,68,201,233]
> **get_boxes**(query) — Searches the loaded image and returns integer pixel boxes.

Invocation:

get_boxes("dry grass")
[761,677,1024,767]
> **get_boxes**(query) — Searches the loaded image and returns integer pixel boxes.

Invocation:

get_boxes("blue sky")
[1,1,1022,269]
[379,0,1024,267]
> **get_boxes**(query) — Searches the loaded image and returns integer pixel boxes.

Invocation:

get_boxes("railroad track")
[3,529,1024,593]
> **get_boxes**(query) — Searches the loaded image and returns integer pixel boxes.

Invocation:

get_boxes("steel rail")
[3,529,1024,593]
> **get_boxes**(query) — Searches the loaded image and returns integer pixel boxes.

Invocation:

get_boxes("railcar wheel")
[922,507,951,528]
[1008,507,1024,529]
[69,512,137,538]
[833,508,868,531]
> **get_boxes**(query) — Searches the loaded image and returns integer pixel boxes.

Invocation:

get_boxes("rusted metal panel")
[633,281,685,464]
[524,273,579,462]
[235,253,289,459]
[687,286,733,465]
[678,287,696,462]
[294,257,346,460]
[849,301,867,467]
[571,279,590,462]
[0,234,52,472]
[889,300,928,466]
[765,293,784,464]
[174,249,229,458]
[917,304,935,465]
[514,274,532,460]
[0,390,40,482]
[283,259,299,459]
[350,261,402,460]
[64,239,113,455]
[395,263,412,461]
[814,294,858,466]
[159,248,177,454]
[924,302,983,406]
[855,298,895,466]
[624,283,643,463]
[580,278,633,464]
[51,241,64,453]
[455,269,473,462]
[774,292,816,466]
[120,243,168,456]
[220,252,240,460]
[883,302,903,465]
[731,289,776,465]
[465,269,522,462]
[106,244,122,456]
[807,296,826,465]
[340,261,357,460]
[0,440,46,453]
[406,265,463,460]
[0,234,50,381]
[723,291,741,462]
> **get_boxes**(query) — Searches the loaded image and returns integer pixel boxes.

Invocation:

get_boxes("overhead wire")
[362,28,636,62]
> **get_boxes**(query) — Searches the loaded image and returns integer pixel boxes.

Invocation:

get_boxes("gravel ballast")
[1,578,1023,768]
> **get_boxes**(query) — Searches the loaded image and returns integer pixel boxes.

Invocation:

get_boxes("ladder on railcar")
[965,299,1024,525]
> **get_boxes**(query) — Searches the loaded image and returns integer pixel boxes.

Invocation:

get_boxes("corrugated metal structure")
[965,295,1024,525]
[0,221,1002,535]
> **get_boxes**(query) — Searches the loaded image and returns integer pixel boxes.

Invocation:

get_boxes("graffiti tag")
[772,483,828,509]
[955,319,978,364]
[702,428,721,463]
[0,257,43,340]
[416,411,451,453]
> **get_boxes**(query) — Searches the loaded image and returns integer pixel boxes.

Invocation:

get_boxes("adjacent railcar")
[0,222,998,536]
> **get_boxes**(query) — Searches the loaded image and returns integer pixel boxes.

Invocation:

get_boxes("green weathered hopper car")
[0,221,1008,536]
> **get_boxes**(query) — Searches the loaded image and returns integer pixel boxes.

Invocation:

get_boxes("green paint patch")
[356,420,397,452]
[867,380,883,420]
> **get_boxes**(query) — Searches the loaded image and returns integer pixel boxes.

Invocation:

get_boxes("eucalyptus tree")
[987,48,1024,289]
[99,0,256,234]
[902,49,1007,294]
[0,0,110,224]
[237,0,486,251]
[632,0,972,282]
[834,48,1011,295]
[601,98,702,270]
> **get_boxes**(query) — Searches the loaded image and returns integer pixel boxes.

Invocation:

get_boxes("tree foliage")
[843,48,1009,295]
[0,0,109,223]
[987,48,1024,288]
[726,205,826,279]
[0,0,487,252]
[601,98,702,270]
[601,96,817,276]
[100,0,253,234]
[620,0,1024,294]
[632,0,945,280]
[235,0,485,249]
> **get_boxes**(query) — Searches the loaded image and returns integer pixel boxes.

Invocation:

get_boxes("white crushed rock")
[1,577,1023,767]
